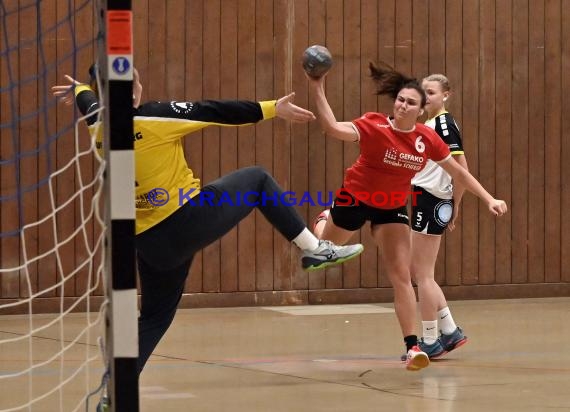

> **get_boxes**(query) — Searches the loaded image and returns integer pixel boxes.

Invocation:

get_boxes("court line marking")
[140,385,196,399]
[261,304,395,316]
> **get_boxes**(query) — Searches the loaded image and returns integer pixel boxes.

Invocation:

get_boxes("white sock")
[292,228,320,251]
[422,320,438,345]
[438,307,457,335]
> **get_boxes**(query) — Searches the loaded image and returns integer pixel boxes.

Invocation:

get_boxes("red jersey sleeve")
[352,112,387,142]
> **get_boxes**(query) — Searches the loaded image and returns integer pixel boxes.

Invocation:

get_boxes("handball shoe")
[405,345,430,371]
[418,338,447,359]
[301,239,363,271]
[440,327,468,352]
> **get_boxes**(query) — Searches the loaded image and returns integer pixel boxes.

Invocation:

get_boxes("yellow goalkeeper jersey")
[74,85,276,234]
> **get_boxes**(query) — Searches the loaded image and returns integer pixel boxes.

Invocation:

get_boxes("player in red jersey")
[307,61,507,371]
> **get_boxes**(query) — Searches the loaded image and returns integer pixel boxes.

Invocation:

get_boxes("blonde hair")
[423,73,451,92]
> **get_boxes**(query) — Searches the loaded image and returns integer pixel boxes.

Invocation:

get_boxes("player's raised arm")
[306,74,360,142]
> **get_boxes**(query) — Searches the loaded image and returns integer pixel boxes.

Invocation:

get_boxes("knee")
[241,166,272,189]
[386,266,412,288]
[139,298,179,322]
[411,266,435,284]
[245,165,270,178]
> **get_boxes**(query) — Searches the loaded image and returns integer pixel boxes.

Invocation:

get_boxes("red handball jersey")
[346,112,451,209]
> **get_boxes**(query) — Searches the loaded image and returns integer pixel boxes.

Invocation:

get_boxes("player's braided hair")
[423,73,451,92]
[369,61,426,107]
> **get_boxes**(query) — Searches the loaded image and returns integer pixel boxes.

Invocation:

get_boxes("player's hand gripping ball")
[302,45,333,79]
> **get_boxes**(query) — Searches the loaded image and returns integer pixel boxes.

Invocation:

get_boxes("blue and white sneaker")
[418,338,447,359]
[440,327,468,352]
[301,240,363,271]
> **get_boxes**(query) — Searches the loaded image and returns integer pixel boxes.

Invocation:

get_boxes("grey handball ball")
[302,45,333,79]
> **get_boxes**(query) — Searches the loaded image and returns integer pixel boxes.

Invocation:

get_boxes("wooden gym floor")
[1,297,569,411]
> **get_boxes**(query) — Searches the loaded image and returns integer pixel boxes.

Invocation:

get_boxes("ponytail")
[369,61,426,107]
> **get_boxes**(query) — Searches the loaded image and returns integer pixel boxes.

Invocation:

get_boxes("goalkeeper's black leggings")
[135,166,306,373]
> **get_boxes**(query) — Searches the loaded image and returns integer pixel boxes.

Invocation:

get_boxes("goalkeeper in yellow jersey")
[52,66,363,374]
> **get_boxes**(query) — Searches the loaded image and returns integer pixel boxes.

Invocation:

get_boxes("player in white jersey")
[409,74,469,358]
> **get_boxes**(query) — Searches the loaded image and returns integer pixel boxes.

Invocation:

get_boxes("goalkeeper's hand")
[51,75,82,106]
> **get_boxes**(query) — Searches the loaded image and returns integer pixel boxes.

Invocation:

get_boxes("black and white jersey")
[411,112,464,199]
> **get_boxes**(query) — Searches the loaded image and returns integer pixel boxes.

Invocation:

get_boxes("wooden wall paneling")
[443,0,463,286]
[38,0,59,298]
[341,0,362,289]
[140,0,167,293]
[201,0,222,293]
[394,0,412,74]
[0,4,21,300]
[377,0,396,68]
[66,2,86,296]
[413,0,440,284]
[146,2,167,100]
[460,0,480,286]
[323,0,344,289]
[427,0,445,75]
[359,0,379,288]
[236,0,257,292]
[132,0,148,299]
[132,0,148,76]
[4,0,570,311]
[511,0,530,284]
[219,0,239,293]
[273,0,296,291]
[0,7,6,297]
[544,0,562,283]
[165,0,186,100]
[307,0,327,291]
[289,0,310,292]
[0,1,9,298]
[132,0,148,297]
[561,0,570,282]
[64,1,82,299]
[376,0,395,288]
[19,3,39,298]
[494,0,513,284]
[73,0,96,299]
[254,0,276,291]
[55,0,76,299]
[477,0,497,285]
[527,0,546,283]
[411,0,429,93]
[132,0,148,300]
[184,0,205,294]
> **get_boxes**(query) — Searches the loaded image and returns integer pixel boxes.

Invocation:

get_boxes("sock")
[404,335,418,351]
[292,228,320,251]
[422,320,438,344]
[438,307,457,335]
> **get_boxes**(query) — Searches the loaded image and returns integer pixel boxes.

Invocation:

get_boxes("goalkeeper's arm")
[73,84,99,126]
[52,75,99,126]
